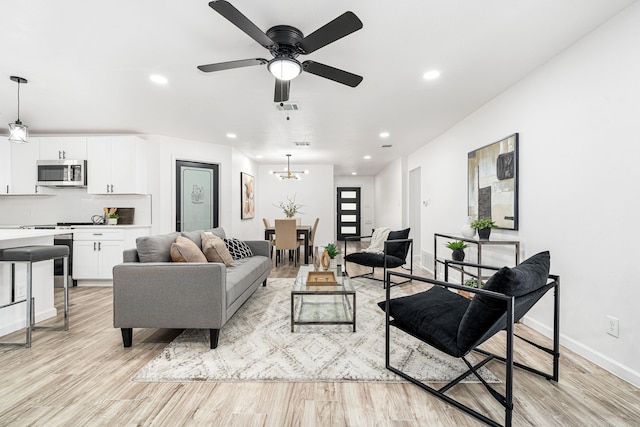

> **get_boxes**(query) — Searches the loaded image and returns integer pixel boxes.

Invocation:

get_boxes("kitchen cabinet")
[9,137,40,194]
[39,136,87,160]
[73,229,124,282]
[0,139,10,194]
[87,136,147,194]
[72,226,150,285]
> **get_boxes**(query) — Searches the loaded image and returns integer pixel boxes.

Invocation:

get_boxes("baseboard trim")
[522,316,640,388]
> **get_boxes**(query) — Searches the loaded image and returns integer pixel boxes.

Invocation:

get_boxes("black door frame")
[337,187,361,241]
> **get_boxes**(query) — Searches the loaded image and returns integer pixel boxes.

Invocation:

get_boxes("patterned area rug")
[132,278,499,383]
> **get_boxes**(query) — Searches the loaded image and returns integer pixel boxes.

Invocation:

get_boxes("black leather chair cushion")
[457,251,551,352]
[0,245,69,262]
[386,228,410,259]
[378,286,471,357]
[344,252,406,268]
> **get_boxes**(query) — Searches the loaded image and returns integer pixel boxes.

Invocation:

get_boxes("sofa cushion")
[225,255,271,306]
[136,232,181,262]
[170,236,207,263]
[201,232,235,266]
[225,238,253,260]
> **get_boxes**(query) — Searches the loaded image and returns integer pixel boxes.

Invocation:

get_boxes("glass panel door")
[336,187,361,241]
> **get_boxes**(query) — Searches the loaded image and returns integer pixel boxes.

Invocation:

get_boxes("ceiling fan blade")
[197,58,267,73]
[208,1,275,48]
[302,61,363,87]
[274,79,290,102]
[297,11,363,54]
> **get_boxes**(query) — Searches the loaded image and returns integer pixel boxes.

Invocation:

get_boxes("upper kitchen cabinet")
[87,136,148,194]
[39,136,87,160]
[9,137,40,194]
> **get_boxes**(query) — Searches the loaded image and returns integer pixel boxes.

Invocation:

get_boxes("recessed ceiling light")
[364,155,371,160]
[150,74,168,85]
[226,133,237,139]
[352,172,357,175]
[379,132,390,138]
[423,70,440,80]
[256,155,263,159]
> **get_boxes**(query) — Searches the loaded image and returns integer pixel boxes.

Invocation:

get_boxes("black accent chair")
[379,251,560,427]
[343,228,413,286]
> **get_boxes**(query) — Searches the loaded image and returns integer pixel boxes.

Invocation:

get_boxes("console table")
[433,233,520,283]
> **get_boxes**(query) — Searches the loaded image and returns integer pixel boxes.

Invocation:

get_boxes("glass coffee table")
[291,264,356,332]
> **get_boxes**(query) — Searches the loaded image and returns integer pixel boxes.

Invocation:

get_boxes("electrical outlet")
[16,284,26,300]
[606,315,619,338]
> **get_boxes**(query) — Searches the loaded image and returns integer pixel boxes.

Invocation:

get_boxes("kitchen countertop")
[0,229,70,241]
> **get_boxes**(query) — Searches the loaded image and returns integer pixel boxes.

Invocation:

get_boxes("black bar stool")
[0,245,70,348]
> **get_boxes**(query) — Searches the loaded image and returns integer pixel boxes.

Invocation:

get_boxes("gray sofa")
[113,227,271,349]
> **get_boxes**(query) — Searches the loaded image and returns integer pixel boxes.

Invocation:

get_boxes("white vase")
[108,218,118,225]
[461,216,475,238]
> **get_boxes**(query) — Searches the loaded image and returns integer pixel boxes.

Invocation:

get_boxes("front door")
[336,187,361,241]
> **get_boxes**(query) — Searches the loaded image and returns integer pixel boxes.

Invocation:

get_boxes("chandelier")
[269,154,308,180]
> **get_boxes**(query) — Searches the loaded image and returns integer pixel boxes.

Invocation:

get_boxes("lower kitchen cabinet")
[72,227,149,285]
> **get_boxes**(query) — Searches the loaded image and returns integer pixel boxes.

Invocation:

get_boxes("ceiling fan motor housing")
[266,25,304,58]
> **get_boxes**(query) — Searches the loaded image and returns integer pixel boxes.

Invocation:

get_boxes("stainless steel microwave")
[36,159,87,187]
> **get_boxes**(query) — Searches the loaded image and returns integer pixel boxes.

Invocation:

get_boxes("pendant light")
[269,154,309,180]
[8,76,29,144]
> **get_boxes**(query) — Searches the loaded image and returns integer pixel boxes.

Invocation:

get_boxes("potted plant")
[446,240,468,261]
[274,194,304,218]
[107,208,119,225]
[321,242,341,270]
[471,217,496,240]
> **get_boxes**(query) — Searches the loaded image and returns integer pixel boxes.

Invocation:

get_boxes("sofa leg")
[210,329,220,349]
[121,328,132,347]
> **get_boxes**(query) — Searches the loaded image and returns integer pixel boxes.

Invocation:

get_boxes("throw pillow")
[201,232,235,267]
[224,238,253,260]
[170,236,207,263]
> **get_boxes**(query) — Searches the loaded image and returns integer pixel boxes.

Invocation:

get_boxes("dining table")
[264,225,312,264]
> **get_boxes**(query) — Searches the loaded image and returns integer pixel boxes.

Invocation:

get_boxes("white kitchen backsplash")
[0,189,152,226]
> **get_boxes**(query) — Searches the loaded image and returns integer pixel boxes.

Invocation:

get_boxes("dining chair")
[275,219,300,266]
[263,218,275,258]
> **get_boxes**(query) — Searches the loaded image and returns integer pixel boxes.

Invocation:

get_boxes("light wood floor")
[1,254,639,426]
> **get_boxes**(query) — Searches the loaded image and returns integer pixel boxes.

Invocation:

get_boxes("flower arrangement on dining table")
[274,194,305,218]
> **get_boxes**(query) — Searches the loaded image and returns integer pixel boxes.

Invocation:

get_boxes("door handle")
[93,242,97,251]
[59,150,62,159]
[110,184,114,193]
[98,242,101,251]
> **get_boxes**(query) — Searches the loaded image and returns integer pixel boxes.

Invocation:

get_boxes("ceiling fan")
[197,0,363,102]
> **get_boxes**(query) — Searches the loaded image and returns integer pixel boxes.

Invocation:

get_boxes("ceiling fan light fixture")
[268,57,302,81]
[8,76,29,144]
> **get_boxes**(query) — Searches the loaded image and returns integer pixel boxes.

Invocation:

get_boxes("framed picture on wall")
[467,133,519,230]
[241,172,255,219]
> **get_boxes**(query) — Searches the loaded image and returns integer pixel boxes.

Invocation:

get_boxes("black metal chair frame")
[343,236,413,286]
[383,261,560,427]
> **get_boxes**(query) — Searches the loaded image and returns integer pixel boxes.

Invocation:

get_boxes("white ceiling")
[0,0,635,175]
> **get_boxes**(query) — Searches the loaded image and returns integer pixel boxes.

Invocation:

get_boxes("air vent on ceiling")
[294,141,310,146]
[276,102,301,111]
[382,144,393,148]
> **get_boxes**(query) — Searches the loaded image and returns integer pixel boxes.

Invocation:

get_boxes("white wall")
[407,3,640,386]
[334,175,375,237]
[257,164,335,250]
[374,158,404,230]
